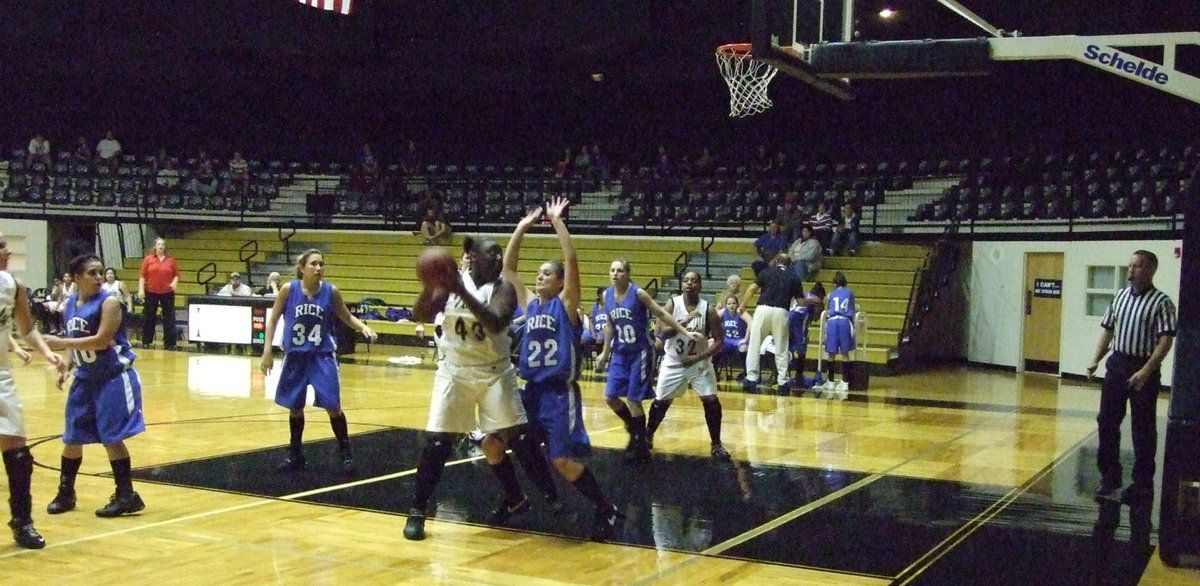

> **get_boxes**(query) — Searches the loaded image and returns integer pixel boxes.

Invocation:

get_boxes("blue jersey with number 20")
[282,280,337,353]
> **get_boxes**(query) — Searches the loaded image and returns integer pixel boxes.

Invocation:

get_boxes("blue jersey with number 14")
[520,296,580,384]
[282,279,337,353]
[828,287,855,319]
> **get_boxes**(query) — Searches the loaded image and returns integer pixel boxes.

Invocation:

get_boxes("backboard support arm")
[989,33,1200,105]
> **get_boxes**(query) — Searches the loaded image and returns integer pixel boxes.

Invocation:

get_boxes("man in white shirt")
[96,131,122,171]
[155,160,181,191]
[26,135,51,168]
[216,272,253,296]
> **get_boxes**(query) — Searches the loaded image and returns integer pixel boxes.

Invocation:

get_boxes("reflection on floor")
[131,426,1155,583]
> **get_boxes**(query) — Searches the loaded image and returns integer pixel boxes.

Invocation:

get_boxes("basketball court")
[0,1,1197,584]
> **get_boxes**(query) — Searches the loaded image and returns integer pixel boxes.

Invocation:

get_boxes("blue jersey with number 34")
[282,280,337,353]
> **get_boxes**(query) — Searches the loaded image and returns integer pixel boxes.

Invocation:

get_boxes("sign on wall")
[1034,279,1062,298]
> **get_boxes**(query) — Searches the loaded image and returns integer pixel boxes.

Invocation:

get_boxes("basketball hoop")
[715,43,779,117]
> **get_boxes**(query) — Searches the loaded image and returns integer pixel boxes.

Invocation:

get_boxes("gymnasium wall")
[0,219,49,288]
[967,239,1182,385]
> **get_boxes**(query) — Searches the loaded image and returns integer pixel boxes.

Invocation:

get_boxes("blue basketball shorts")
[274,351,341,410]
[63,368,146,445]
[521,381,591,460]
[825,318,855,355]
[604,348,653,402]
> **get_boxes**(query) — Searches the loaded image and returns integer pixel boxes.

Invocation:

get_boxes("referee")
[1087,250,1177,504]
[739,253,803,393]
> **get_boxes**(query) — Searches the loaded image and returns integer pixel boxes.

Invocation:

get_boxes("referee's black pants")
[1096,352,1159,490]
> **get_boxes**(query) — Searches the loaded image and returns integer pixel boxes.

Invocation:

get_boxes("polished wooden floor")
[2,344,1198,585]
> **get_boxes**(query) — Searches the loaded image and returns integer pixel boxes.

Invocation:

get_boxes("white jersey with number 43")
[440,276,511,367]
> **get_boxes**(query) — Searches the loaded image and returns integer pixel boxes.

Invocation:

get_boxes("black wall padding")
[809,39,992,79]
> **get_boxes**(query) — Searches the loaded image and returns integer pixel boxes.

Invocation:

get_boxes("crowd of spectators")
[7,133,1193,232]
[752,196,861,280]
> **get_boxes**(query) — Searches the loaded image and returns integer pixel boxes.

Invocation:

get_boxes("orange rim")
[716,43,754,57]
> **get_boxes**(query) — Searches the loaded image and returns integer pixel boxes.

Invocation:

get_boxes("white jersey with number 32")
[663,295,707,366]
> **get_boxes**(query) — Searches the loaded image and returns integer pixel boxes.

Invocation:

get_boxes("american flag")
[297,0,353,15]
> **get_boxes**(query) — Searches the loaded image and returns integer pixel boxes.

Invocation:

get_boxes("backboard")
[751,0,855,99]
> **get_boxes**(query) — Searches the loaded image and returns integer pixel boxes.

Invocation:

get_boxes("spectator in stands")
[399,139,420,176]
[417,210,452,246]
[228,151,249,195]
[358,143,379,182]
[754,144,772,177]
[155,159,180,192]
[573,146,591,179]
[830,202,861,256]
[101,267,135,314]
[189,151,218,197]
[138,237,179,350]
[555,147,573,179]
[752,220,790,275]
[694,147,714,177]
[653,152,672,180]
[95,131,122,172]
[676,154,693,179]
[788,224,823,282]
[774,196,806,242]
[217,272,253,297]
[772,151,789,180]
[60,272,77,310]
[152,147,170,171]
[257,272,282,297]
[590,143,610,185]
[26,134,51,168]
[72,136,92,163]
[41,275,67,334]
[715,274,743,310]
[809,201,834,252]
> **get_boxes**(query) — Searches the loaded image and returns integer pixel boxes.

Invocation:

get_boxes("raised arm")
[637,288,701,341]
[503,207,542,312]
[546,196,580,325]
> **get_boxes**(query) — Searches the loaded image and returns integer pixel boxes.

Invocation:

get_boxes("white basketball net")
[716,45,779,117]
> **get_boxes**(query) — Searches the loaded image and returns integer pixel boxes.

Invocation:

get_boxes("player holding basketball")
[44,254,147,519]
[260,249,378,474]
[820,272,856,393]
[646,271,731,460]
[0,232,63,548]
[503,197,624,541]
[404,237,532,541]
[595,260,700,463]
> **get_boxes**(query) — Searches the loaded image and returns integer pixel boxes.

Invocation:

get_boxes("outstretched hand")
[517,207,542,231]
[545,196,570,222]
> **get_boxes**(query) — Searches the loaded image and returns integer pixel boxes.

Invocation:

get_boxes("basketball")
[416,247,458,289]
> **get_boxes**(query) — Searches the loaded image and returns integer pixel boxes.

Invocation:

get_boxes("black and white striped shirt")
[1101,285,1176,357]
